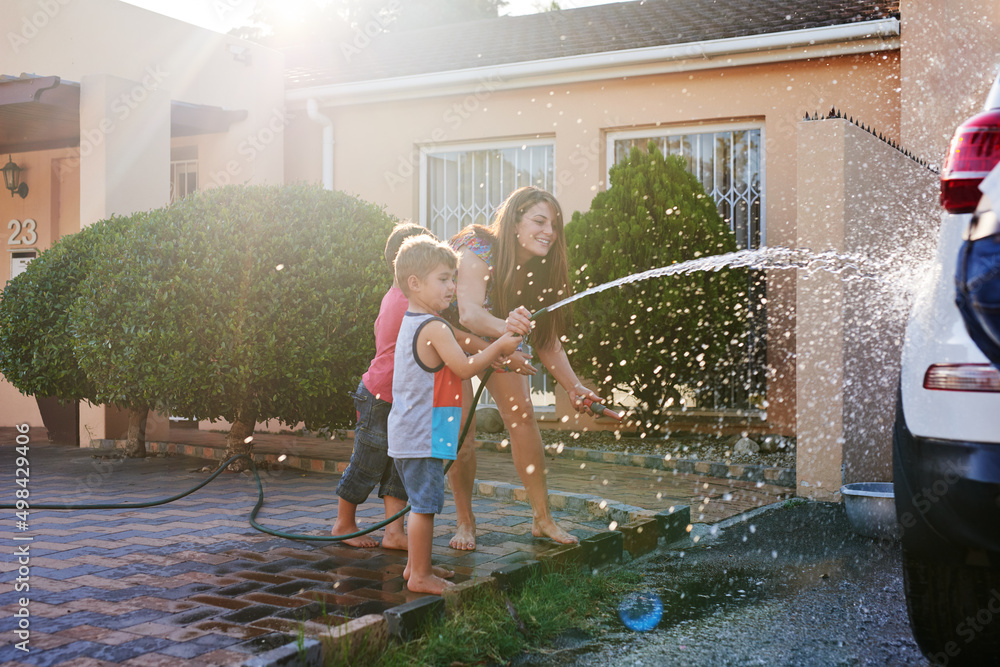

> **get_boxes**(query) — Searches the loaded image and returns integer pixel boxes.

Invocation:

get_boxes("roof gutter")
[287,18,899,107]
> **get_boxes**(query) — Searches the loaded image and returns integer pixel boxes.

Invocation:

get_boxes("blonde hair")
[384,221,434,274]
[394,235,458,296]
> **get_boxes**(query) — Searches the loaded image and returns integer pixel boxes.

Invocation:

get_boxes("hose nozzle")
[583,397,623,422]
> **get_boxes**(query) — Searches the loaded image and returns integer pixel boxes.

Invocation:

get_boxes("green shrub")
[71,184,395,463]
[565,144,752,434]
[0,213,153,454]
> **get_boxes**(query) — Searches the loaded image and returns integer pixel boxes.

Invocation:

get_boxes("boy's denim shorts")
[956,236,1000,369]
[335,381,407,504]
[393,458,444,514]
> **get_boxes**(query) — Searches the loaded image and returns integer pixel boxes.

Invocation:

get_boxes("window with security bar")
[422,141,557,410]
[611,126,767,413]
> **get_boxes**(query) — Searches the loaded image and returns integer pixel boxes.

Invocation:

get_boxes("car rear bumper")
[894,394,1000,562]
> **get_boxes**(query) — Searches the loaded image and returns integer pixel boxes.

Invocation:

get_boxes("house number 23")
[7,219,37,246]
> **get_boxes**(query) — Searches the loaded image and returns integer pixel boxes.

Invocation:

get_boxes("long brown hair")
[452,186,571,349]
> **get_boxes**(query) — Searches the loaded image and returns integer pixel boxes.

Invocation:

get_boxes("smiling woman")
[444,186,602,550]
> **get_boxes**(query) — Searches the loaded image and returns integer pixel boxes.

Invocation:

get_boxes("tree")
[0,213,154,456]
[564,144,752,435]
[231,0,507,47]
[71,184,395,467]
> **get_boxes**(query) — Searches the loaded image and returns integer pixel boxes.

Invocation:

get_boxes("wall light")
[2,155,27,199]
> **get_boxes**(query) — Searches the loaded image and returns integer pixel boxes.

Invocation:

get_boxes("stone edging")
[477,438,797,488]
[88,437,794,488]
[87,439,347,474]
[243,506,692,666]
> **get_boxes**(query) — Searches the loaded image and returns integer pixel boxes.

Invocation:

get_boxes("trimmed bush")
[565,144,752,434]
[0,213,152,454]
[71,184,395,464]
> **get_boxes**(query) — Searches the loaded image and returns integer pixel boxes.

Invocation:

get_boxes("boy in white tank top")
[389,236,521,594]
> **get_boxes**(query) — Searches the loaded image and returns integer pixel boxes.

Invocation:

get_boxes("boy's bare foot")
[449,522,477,551]
[532,518,579,544]
[405,573,455,595]
[331,520,378,548]
[403,564,455,580]
[380,531,408,551]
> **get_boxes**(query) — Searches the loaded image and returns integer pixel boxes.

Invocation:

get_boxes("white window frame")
[606,121,767,247]
[170,158,199,204]
[418,137,556,235]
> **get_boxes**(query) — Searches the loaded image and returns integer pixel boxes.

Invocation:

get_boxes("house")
[0,0,285,444]
[1,0,996,500]
[280,0,997,499]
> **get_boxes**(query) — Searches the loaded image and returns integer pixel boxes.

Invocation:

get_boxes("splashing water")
[540,246,931,317]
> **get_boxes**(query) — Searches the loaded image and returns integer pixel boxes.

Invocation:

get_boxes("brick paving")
[0,427,789,665]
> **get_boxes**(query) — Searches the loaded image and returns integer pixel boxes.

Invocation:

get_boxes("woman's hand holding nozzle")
[569,384,601,415]
[504,306,533,337]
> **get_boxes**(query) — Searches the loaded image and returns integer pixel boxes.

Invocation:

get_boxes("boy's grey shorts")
[393,458,445,514]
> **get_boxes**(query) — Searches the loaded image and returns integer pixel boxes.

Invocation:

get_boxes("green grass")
[323,567,642,666]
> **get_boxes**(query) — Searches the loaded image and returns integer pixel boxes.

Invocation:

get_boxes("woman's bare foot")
[406,573,455,595]
[449,523,477,551]
[532,518,579,544]
[403,564,455,580]
[331,519,379,548]
[380,531,408,551]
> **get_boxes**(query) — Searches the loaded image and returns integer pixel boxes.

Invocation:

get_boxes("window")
[421,140,557,409]
[170,146,198,203]
[608,124,767,413]
[421,140,554,242]
[610,125,764,249]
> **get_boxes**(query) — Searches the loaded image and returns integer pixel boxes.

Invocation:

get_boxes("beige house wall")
[796,118,938,501]
[0,147,80,429]
[0,0,284,438]
[289,52,902,435]
[900,0,1000,165]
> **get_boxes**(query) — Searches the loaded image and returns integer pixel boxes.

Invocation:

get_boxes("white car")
[894,74,1000,663]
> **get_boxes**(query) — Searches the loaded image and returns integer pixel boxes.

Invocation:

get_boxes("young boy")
[331,222,431,549]
[389,236,522,594]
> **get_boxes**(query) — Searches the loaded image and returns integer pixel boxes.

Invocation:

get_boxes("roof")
[285,0,900,89]
[0,75,248,154]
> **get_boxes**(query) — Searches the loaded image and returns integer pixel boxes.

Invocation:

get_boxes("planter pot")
[35,396,79,445]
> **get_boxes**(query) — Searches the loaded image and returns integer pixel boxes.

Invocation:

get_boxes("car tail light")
[924,364,1000,392]
[940,109,1000,213]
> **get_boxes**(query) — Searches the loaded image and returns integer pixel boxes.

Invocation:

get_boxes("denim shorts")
[335,381,407,504]
[393,458,444,514]
[956,236,1000,368]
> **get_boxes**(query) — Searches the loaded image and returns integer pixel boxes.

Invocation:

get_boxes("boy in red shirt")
[331,223,431,549]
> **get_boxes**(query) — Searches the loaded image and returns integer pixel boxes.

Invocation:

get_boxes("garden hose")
[0,307,621,542]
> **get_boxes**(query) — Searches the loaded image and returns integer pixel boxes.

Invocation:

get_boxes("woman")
[447,186,601,549]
